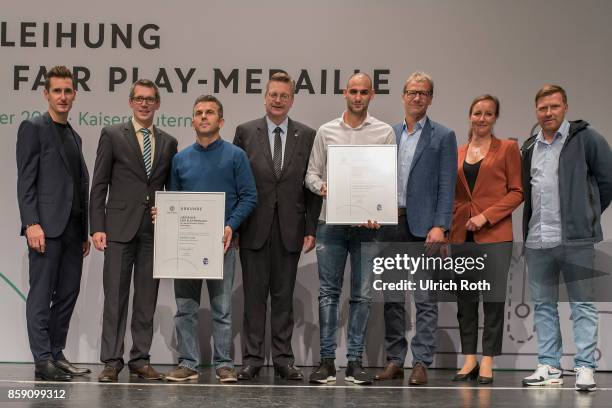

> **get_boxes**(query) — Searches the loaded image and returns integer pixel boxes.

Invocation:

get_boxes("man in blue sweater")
[164,95,257,382]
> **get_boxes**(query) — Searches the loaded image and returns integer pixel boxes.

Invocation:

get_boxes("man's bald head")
[344,73,374,117]
[346,72,373,90]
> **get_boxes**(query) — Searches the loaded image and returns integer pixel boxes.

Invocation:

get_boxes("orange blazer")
[450,136,523,243]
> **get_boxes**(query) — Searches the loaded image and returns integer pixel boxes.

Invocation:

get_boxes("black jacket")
[233,117,322,252]
[16,112,89,240]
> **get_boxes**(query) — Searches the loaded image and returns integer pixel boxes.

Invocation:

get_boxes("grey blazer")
[89,121,177,242]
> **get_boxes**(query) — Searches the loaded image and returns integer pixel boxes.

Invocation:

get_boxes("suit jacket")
[450,136,523,243]
[17,112,89,240]
[89,121,178,243]
[233,117,322,252]
[394,118,458,238]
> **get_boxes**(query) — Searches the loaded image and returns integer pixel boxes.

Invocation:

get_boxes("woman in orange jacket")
[450,95,523,383]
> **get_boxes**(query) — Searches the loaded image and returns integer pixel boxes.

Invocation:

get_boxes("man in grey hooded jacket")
[520,84,612,392]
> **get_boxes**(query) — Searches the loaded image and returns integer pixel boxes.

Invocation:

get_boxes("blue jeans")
[380,220,437,367]
[526,245,598,369]
[316,223,378,361]
[174,247,236,370]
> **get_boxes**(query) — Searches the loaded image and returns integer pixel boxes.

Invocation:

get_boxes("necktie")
[273,127,282,178]
[141,128,152,177]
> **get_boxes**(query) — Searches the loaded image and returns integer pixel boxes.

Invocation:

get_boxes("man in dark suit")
[233,72,322,380]
[90,80,178,382]
[374,71,457,385]
[17,65,91,381]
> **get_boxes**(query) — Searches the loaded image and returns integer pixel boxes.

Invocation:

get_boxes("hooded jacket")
[521,120,612,244]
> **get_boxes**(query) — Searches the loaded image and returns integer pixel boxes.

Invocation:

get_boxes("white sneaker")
[522,364,563,386]
[574,366,596,392]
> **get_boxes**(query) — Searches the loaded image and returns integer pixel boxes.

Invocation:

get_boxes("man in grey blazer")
[375,71,457,385]
[90,80,178,382]
[233,72,322,380]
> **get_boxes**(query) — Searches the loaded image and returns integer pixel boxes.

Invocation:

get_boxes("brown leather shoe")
[98,366,119,382]
[374,362,404,380]
[215,366,237,382]
[53,359,91,376]
[409,362,428,385]
[129,364,164,380]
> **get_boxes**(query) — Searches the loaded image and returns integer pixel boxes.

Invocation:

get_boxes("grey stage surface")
[0,364,610,407]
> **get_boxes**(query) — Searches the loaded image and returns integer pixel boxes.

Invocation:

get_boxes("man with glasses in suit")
[90,79,178,382]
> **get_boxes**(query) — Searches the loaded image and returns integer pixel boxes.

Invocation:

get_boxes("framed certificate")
[153,191,225,279]
[326,144,398,225]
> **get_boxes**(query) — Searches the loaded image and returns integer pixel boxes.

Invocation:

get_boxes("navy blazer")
[394,118,457,237]
[16,112,89,240]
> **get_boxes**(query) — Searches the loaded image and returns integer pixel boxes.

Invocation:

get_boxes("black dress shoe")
[237,365,261,380]
[274,364,304,380]
[477,375,494,384]
[53,359,91,376]
[35,360,72,381]
[452,364,479,381]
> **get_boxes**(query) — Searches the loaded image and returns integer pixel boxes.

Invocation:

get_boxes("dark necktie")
[140,128,152,177]
[273,126,282,178]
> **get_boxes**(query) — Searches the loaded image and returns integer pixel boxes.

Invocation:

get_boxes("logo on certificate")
[377,204,382,211]
[169,205,176,212]
[203,258,209,266]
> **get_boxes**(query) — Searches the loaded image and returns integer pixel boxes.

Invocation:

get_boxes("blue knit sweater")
[169,138,257,232]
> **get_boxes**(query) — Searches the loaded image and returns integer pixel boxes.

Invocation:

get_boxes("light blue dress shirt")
[266,116,288,168]
[397,116,427,207]
[526,119,570,249]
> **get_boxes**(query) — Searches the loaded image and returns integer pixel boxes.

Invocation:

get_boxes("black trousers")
[455,236,512,356]
[239,210,300,367]
[100,210,158,370]
[26,217,83,363]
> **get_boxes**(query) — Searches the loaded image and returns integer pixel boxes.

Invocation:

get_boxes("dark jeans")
[381,216,437,367]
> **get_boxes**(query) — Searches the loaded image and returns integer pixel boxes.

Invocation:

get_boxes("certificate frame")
[326,144,398,225]
[153,191,225,279]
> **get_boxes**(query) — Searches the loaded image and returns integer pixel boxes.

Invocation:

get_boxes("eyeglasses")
[268,92,291,101]
[131,96,158,105]
[404,90,431,98]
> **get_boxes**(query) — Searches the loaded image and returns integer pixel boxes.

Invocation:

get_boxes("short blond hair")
[403,71,434,96]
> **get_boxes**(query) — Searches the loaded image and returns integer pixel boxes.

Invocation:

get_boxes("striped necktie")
[140,127,152,177]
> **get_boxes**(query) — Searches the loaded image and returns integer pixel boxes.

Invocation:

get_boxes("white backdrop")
[1,0,611,369]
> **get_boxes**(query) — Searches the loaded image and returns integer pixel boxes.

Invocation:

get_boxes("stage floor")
[0,364,610,407]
